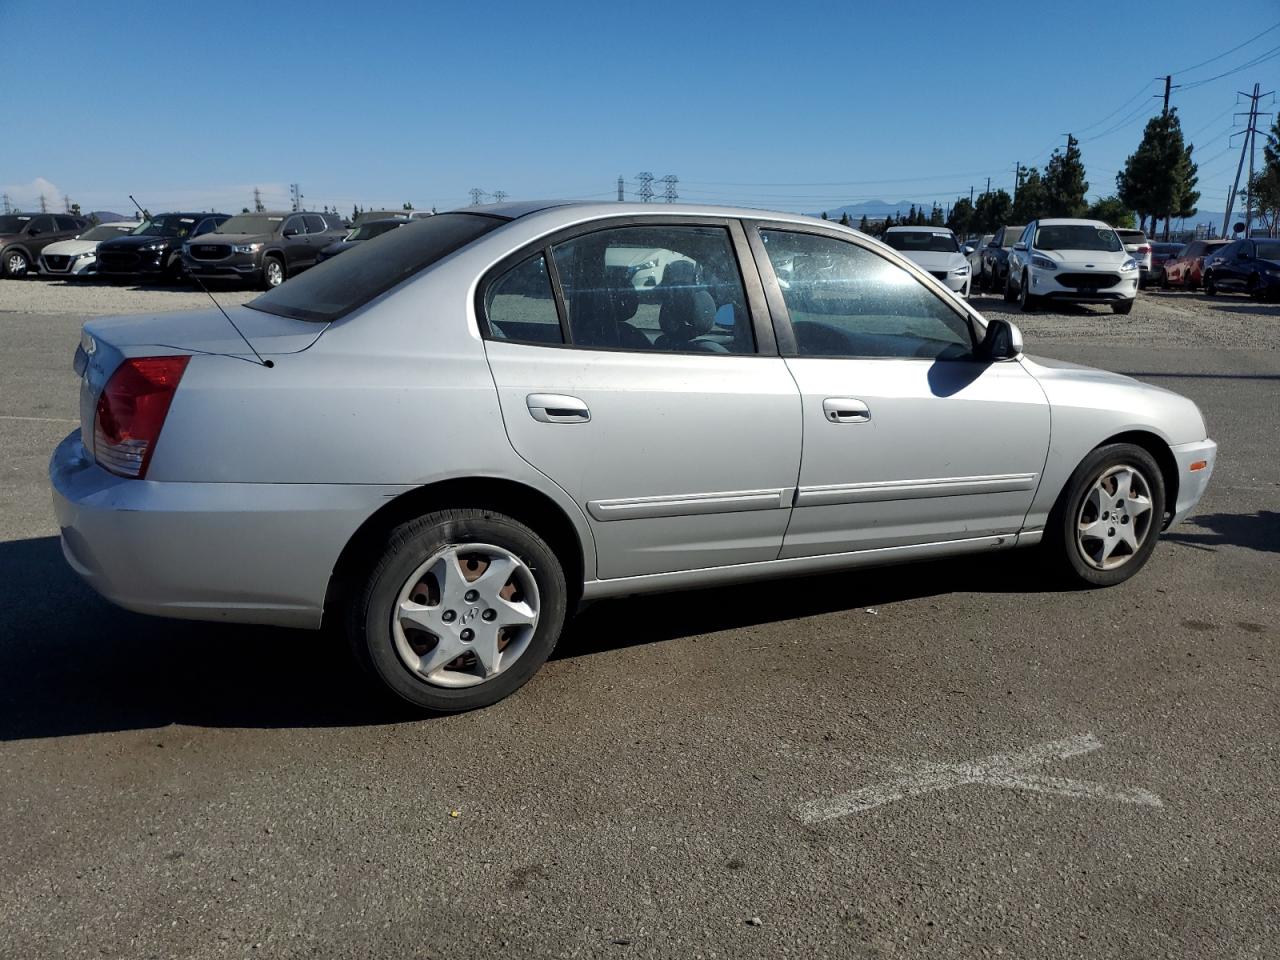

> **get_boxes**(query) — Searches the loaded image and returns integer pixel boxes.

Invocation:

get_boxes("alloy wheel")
[1075,464,1154,570]
[266,260,284,287]
[391,543,540,688]
[6,252,28,277]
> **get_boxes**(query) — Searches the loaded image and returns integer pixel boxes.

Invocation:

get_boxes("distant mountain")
[810,200,935,220]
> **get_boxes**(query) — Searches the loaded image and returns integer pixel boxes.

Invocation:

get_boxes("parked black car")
[315,217,407,263]
[979,224,1025,293]
[96,213,228,282]
[181,211,348,289]
[0,213,91,278]
[1203,237,1280,300]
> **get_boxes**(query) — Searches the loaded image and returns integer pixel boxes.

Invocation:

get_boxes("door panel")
[485,342,800,579]
[781,356,1049,557]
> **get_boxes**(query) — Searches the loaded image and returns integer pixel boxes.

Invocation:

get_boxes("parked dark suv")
[979,224,1025,293]
[1,213,91,278]
[182,211,348,288]
[96,212,229,282]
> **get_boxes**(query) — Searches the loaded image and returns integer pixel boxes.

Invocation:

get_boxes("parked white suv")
[1005,219,1139,314]
[882,226,972,298]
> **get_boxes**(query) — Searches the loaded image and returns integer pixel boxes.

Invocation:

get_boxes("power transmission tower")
[635,172,654,203]
[617,176,624,201]
[1224,83,1274,237]
[0,193,10,214]
[469,188,485,206]
[659,174,679,203]
[492,190,508,203]
[38,194,48,213]
[63,194,71,213]
[253,187,264,212]
[290,183,303,212]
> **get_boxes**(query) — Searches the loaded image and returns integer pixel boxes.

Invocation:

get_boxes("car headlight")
[71,251,95,260]
[951,263,970,275]
[140,241,164,251]
[232,242,263,255]
[1120,258,1139,272]
[1030,255,1057,270]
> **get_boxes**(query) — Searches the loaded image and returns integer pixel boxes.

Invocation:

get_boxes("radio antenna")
[186,266,274,368]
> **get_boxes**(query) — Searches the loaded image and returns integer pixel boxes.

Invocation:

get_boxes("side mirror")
[282,227,300,237]
[962,245,975,255]
[982,318,1023,361]
[1013,241,1027,251]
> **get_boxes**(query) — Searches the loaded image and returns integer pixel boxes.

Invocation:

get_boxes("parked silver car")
[51,201,1217,711]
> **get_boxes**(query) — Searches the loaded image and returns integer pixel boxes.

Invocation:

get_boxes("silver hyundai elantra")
[51,201,1216,711]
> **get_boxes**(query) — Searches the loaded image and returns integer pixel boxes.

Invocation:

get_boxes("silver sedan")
[51,201,1217,711]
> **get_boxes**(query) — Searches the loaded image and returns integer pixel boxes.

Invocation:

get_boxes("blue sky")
[3,0,1277,218]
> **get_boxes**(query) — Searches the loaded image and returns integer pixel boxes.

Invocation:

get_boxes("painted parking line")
[797,733,1162,824]
[0,415,78,424]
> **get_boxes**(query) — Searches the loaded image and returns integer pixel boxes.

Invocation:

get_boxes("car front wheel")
[1047,443,1166,587]
[1111,299,1134,314]
[1018,272,1038,311]
[3,248,31,278]
[1003,271,1017,302]
[262,256,286,290]
[347,508,569,712]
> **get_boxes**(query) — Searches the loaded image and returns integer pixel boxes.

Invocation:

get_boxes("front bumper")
[1028,268,1138,304]
[1168,438,1217,527]
[181,251,262,280]
[97,248,171,276]
[39,255,97,277]
[50,431,411,629]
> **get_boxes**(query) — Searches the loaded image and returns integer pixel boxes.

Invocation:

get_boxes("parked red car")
[1163,239,1230,290]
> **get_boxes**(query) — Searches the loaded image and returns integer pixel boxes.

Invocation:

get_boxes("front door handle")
[527,393,591,423]
[822,397,870,423]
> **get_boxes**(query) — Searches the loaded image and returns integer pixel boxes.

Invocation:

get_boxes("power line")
[1180,43,1280,91]
[1172,21,1280,76]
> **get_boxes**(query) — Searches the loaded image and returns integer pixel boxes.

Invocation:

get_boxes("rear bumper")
[1168,438,1216,527]
[50,431,411,629]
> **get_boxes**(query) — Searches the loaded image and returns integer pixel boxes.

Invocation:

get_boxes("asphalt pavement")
[0,286,1276,959]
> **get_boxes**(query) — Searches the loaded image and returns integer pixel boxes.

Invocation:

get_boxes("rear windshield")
[1001,227,1025,247]
[1115,230,1147,244]
[1035,225,1122,253]
[883,231,959,253]
[1255,240,1280,260]
[246,213,506,322]
[0,215,33,233]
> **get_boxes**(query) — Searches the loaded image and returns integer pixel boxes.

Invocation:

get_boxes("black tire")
[262,255,286,290]
[1045,442,1166,588]
[1247,276,1261,300]
[2,247,31,278]
[346,508,569,713]
[1002,271,1017,302]
[1205,273,1217,296]
[1111,299,1134,315]
[1018,272,1038,312]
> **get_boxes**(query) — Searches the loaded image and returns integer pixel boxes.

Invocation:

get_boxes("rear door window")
[485,254,564,344]
[304,215,327,234]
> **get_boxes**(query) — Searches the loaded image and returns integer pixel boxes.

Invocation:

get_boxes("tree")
[1116,109,1198,237]
[929,203,944,226]
[241,206,250,213]
[838,212,851,226]
[68,202,81,216]
[1044,134,1089,217]
[820,211,829,220]
[1086,196,1135,228]
[404,201,414,210]
[858,214,869,233]
[1012,167,1048,223]
[973,189,1013,233]
[947,196,976,237]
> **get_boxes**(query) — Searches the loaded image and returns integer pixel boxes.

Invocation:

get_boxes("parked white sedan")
[882,226,972,298]
[38,222,137,278]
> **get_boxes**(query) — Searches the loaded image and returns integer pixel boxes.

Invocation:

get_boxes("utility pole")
[38,194,48,213]
[253,187,264,213]
[290,183,303,212]
[985,176,991,196]
[969,185,974,205]
[469,188,485,206]
[616,176,624,201]
[659,174,679,203]
[636,172,654,203]
[1224,84,1274,238]
[1013,162,1022,201]
[1156,75,1177,115]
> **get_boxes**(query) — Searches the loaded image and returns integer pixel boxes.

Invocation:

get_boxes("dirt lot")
[0,281,1277,959]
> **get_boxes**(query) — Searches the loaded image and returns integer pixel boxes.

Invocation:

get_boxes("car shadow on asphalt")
[0,535,1071,741]
[1164,511,1280,555]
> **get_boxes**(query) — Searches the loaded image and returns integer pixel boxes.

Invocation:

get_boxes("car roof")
[1037,218,1112,228]
[465,199,847,231]
[883,225,953,233]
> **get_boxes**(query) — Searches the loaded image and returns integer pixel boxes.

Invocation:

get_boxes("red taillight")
[93,355,190,479]
[1138,245,1151,255]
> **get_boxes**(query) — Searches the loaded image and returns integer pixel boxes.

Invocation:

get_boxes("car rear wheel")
[263,256,286,290]
[1046,443,1165,588]
[1205,274,1217,296]
[1247,276,1261,300]
[3,249,30,278]
[1003,271,1017,302]
[1111,299,1134,314]
[347,508,568,712]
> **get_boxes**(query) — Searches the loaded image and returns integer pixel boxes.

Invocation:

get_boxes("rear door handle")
[822,397,870,423]
[527,393,591,423]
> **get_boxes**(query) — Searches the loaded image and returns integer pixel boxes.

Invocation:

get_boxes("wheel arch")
[322,475,589,629]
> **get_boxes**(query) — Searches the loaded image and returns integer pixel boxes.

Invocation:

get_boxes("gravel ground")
[0,277,258,316]
[0,282,1277,959]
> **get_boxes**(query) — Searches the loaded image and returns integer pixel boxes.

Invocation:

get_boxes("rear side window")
[247,213,506,322]
[486,254,564,344]
[303,215,327,234]
[56,216,80,231]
